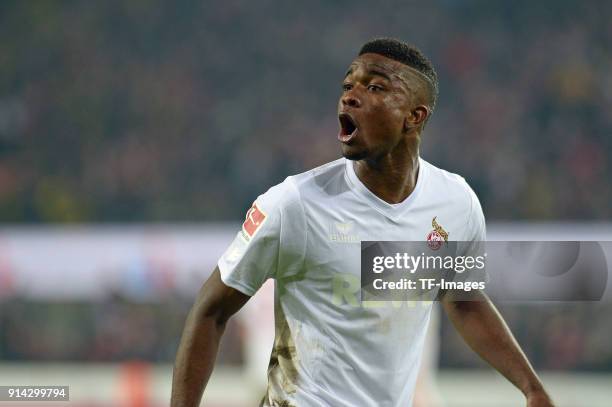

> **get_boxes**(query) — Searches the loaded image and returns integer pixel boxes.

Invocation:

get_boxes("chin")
[340,145,369,161]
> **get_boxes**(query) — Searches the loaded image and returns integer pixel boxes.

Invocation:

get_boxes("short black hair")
[359,38,438,111]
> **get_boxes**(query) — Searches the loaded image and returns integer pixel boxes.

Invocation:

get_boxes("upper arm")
[218,177,306,296]
[440,288,489,315]
[194,266,251,325]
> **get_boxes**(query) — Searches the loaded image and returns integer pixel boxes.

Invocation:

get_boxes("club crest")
[426,216,448,250]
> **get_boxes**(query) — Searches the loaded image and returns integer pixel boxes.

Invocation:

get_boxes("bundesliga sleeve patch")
[241,202,267,241]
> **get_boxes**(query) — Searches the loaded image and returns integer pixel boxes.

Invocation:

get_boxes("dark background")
[1,0,610,222]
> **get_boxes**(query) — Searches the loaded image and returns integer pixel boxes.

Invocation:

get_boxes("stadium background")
[0,1,610,406]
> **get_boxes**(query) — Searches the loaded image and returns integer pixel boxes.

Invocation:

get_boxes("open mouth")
[338,113,358,143]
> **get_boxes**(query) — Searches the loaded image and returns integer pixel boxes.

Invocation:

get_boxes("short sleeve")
[218,177,306,296]
[458,186,488,286]
[465,187,486,243]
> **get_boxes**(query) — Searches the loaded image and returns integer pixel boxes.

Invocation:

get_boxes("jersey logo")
[426,216,449,250]
[335,221,353,234]
[330,221,359,243]
[241,203,267,241]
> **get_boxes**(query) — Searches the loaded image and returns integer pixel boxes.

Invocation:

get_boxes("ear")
[404,105,429,131]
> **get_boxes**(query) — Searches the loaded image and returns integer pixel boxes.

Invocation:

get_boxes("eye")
[367,84,384,92]
[342,83,353,92]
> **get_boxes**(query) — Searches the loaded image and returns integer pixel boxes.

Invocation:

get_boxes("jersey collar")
[344,157,427,221]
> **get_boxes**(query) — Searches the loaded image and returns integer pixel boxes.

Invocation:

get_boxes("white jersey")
[218,157,486,407]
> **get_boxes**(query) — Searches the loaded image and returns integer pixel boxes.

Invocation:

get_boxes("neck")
[352,139,420,205]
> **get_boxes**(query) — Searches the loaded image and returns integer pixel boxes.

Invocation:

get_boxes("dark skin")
[171,52,555,407]
[338,53,430,204]
[442,291,555,407]
[171,267,249,407]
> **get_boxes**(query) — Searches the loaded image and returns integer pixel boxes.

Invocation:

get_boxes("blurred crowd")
[0,0,610,222]
[1,298,611,372]
[441,303,612,371]
[0,295,244,365]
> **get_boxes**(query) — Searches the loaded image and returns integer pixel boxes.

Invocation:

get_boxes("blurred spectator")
[0,295,244,364]
[1,298,610,371]
[0,0,609,222]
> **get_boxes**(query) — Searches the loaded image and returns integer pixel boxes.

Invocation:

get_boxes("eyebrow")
[344,67,392,81]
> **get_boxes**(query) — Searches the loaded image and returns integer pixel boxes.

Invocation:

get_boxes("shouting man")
[171,38,555,407]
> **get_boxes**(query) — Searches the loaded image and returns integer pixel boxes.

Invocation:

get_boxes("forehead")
[346,53,410,80]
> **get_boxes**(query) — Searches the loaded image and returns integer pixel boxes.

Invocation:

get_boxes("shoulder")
[254,176,301,216]
[289,158,346,188]
[420,158,484,229]
[254,159,343,215]
[420,157,480,209]
[282,157,349,203]
[420,158,486,238]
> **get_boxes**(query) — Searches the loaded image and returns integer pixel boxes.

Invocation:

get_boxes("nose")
[341,92,361,108]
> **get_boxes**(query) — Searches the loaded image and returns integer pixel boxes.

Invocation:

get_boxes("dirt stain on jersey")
[261,296,299,407]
